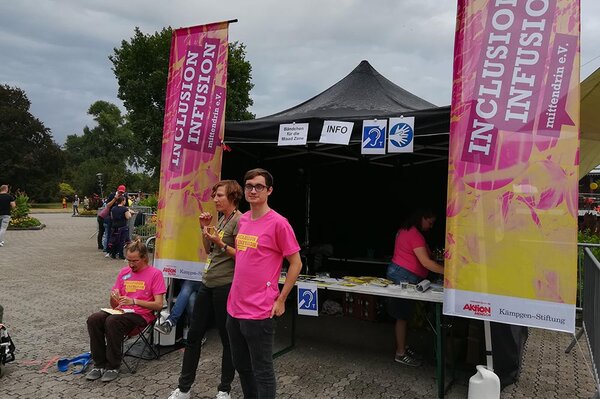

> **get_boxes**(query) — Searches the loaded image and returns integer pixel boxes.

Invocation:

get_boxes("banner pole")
[484,320,493,371]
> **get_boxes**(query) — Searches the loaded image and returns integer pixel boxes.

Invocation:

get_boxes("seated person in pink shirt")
[85,240,166,382]
[226,168,302,399]
[387,209,444,367]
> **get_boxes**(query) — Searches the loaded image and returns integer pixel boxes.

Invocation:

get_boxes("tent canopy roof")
[224,60,450,169]
[225,60,449,146]
[253,60,436,121]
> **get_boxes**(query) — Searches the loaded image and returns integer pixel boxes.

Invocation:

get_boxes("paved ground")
[0,213,597,398]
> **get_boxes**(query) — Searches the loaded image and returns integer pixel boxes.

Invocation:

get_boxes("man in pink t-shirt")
[85,241,166,382]
[227,168,301,399]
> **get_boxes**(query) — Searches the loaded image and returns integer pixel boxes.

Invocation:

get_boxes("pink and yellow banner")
[155,22,230,280]
[444,0,580,332]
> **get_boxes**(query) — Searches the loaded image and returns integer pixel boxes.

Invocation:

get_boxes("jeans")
[169,280,201,325]
[178,283,234,393]
[108,226,129,258]
[387,263,422,285]
[226,315,277,399]
[0,215,10,243]
[87,311,146,370]
[102,219,112,251]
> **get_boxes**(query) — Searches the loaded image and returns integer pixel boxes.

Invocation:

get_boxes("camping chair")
[121,316,159,374]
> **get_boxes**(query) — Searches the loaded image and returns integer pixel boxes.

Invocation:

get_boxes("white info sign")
[319,120,354,145]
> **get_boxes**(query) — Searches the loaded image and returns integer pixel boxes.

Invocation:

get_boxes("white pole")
[484,320,494,371]
[468,321,500,398]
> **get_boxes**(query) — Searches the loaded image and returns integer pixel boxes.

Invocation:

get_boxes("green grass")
[30,203,64,209]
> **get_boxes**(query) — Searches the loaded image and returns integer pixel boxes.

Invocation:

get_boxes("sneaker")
[395,353,422,367]
[154,320,173,335]
[85,367,104,381]
[216,391,231,399]
[405,346,423,360]
[168,388,191,399]
[100,369,119,382]
[104,253,110,258]
[201,336,207,346]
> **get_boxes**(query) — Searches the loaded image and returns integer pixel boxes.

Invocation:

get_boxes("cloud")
[0,0,598,145]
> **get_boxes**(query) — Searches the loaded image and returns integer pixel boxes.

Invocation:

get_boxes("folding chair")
[122,318,159,374]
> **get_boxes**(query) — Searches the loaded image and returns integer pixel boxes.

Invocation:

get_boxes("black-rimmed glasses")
[244,184,268,192]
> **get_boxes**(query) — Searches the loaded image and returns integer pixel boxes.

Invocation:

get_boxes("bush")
[11,192,30,219]
[89,194,102,210]
[138,194,158,211]
[578,230,600,259]
[79,209,97,217]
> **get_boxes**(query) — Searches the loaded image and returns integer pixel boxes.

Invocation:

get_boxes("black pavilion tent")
[222,61,451,271]
[221,61,527,385]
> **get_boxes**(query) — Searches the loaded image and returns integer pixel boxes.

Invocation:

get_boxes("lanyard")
[216,209,237,234]
[209,209,237,253]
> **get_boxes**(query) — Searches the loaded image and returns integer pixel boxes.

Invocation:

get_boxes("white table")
[277,277,449,398]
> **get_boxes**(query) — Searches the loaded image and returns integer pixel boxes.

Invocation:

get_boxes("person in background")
[0,185,16,247]
[85,240,165,382]
[106,196,132,259]
[227,169,302,399]
[62,197,67,209]
[387,209,444,367]
[102,185,127,253]
[72,194,80,216]
[83,196,90,211]
[97,204,106,250]
[167,180,242,399]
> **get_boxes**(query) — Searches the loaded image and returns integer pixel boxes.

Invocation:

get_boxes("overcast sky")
[1,0,599,145]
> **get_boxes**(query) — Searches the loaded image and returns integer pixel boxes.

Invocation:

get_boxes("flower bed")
[8,191,45,229]
[9,216,44,230]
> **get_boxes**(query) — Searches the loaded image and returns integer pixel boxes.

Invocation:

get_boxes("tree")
[110,27,255,176]
[226,42,255,121]
[63,100,133,195]
[0,84,65,202]
[58,183,75,198]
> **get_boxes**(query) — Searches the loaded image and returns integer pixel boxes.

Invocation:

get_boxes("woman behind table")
[387,209,444,367]
[168,179,242,399]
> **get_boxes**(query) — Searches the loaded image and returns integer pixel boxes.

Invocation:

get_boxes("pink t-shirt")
[112,265,166,324]
[227,209,300,320]
[391,227,430,279]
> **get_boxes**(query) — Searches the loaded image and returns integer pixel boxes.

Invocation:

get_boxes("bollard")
[154,310,176,346]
